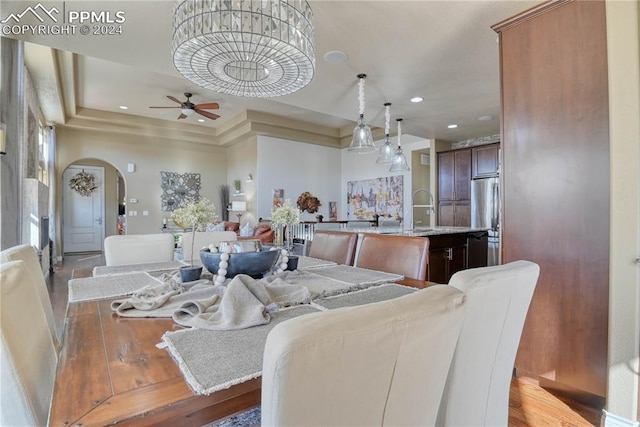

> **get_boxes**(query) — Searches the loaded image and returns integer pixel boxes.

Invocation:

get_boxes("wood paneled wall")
[493,0,609,399]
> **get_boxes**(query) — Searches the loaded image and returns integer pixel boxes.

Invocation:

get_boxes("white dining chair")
[1,260,58,427]
[436,260,540,427]
[0,244,60,351]
[261,285,467,426]
[104,233,175,266]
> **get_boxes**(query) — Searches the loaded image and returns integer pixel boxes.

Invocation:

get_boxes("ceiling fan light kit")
[348,74,377,153]
[172,0,316,98]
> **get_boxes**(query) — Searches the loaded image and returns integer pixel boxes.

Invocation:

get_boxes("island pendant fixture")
[348,74,376,153]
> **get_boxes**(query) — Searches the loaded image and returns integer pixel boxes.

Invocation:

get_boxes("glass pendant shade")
[172,0,315,98]
[376,135,395,164]
[389,146,410,172]
[389,118,410,172]
[349,114,376,153]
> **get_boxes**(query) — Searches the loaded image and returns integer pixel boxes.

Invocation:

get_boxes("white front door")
[63,165,104,253]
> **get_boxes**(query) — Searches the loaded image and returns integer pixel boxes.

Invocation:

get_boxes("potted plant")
[171,197,217,282]
[271,199,300,251]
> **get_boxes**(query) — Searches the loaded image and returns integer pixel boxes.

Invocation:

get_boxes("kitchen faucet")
[411,188,435,229]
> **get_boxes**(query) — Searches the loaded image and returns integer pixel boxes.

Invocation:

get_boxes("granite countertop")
[341,226,489,236]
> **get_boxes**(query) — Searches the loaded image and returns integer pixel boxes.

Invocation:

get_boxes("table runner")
[295,256,337,270]
[162,305,320,395]
[68,272,164,302]
[93,261,187,276]
[315,284,417,310]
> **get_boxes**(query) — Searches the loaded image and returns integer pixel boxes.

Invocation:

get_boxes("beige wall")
[605,0,640,422]
[225,136,258,226]
[55,126,227,254]
[411,150,432,228]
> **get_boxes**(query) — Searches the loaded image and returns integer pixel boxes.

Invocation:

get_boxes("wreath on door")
[69,170,97,197]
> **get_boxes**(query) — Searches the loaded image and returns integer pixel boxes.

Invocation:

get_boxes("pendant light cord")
[385,103,391,136]
[358,76,366,116]
[397,118,403,147]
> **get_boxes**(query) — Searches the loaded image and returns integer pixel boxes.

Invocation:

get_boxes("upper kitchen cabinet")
[438,149,471,201]
[472,143,500,179]
[438,148,471,227]
[493,0,609,402]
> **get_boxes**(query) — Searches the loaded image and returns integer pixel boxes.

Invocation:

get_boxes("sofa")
[224,222,274,244]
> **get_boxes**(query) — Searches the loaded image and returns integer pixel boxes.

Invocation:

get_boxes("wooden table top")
[49,268,435,426]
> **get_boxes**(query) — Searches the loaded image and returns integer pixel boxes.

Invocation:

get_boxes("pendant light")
[348,74,376,153]
[376,102,395,164]
[389,118,410,172]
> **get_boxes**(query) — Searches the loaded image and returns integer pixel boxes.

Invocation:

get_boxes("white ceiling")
[3,0,539,143]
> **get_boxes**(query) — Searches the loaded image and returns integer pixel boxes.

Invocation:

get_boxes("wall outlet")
[143,211,149,216]
[130,198,138,203]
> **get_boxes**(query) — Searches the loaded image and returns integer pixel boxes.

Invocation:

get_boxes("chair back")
[181,231,238,262]
[436,260,540,427]
[104,233,174,266]
[0,244,59,351]
[261,285,466,426]
[355,233,429,280]
[308,230,358,266]
[1,260,57,427]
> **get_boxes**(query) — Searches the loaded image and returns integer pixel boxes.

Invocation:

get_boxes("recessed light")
[410,96,423,103]
[197,119,205,122]
[323,50,348,64]
[447,124,458,129]
[119,105,128,110]
[478,115,494,121]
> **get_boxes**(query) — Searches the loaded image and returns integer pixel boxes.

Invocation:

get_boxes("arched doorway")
[62,158,125,254]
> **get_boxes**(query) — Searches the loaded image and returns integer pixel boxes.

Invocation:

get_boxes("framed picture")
[329,201,338,220]
[346,175,403,221]
[272,188,284,207]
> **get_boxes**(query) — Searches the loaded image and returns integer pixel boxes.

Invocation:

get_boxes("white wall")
[256,136,342,221]
[340,135,431,227]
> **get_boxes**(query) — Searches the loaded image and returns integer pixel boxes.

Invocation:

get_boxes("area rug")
[93,260,187,276]
[162,305,320,395]
[68,272,164,302]
[316,284,417,310]
[207,407,261,427]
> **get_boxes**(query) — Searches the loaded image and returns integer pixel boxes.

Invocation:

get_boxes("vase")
[284,224,294,252]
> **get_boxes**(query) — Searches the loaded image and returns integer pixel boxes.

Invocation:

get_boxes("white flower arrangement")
[171,198,218,266]
[271,199,300,227]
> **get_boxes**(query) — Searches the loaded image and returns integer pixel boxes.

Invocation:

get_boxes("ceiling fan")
[149,92,220,120]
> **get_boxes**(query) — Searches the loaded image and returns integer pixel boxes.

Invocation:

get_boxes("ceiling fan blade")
[194,102,220,110]
[177,113,188,119]
[149,106,180,109]
[195,109,220,120]
[167,95,182,104]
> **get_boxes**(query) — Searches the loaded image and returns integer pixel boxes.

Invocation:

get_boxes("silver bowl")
[200,248,280,279]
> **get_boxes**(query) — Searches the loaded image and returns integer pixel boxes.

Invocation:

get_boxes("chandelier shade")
[348,73,376,153]
[376,102,395,164]
[172,0,316,98]
[389,118,410,172]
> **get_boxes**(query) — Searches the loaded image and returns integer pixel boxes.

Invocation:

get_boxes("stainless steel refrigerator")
[471,177,500,266]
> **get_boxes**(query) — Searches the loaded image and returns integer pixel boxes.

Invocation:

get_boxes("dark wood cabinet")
[472,143,500,179]
[438,200,470,227]
[493,0,609,401]
[438,149,471,226]
[427,234,468,284]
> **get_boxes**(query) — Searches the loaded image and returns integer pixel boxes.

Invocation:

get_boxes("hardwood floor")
[46,254,603,427]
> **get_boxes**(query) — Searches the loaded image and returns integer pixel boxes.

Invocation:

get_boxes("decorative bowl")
[200,248,280,279]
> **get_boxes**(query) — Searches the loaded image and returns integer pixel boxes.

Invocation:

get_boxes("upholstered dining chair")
[104,233,175,266]
[181,231,238,263]
[436,260,540,427]
[307,230,358,266]
[1,260,58,427]
[0,244,60,351]
[261,285,467,426]
[355,233,429,280]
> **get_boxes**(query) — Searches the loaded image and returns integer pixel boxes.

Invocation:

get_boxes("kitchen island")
[337,226,489,284]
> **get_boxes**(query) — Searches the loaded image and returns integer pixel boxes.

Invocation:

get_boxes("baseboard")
[602,410,640,427]
[536,376,606,410]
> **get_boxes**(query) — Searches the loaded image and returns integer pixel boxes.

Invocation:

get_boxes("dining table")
[48,260,434,427]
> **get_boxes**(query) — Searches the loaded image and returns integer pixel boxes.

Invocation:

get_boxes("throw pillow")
[240,222,254,237]
[206,222,226,232]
